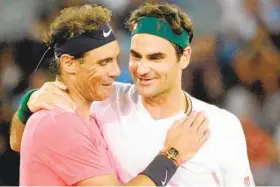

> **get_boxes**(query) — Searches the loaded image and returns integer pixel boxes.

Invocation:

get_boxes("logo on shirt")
[244,176,250,186]
[161,170,168,186]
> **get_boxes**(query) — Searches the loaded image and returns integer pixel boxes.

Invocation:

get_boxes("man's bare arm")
[10,111,25,152]
[9,82,74,152]
[76,174,155,186]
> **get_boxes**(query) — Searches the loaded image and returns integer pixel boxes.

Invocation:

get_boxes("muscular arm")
[10,111,25,152]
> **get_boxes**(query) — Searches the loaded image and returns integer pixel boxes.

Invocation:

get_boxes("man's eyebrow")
[96,57,113,63]
[147,52,166,59]
[130,49,142,57]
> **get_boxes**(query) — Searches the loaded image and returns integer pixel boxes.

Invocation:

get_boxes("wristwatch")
[160,147,180,167]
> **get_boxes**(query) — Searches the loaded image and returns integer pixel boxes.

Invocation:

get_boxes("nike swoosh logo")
[103,28,112,38]
[161,170,168,186]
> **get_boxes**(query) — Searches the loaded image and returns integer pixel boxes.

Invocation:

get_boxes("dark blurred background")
[0,0,279,185]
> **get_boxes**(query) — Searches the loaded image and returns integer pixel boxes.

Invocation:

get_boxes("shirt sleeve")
[33,111,114,185]
[219,111,255,187]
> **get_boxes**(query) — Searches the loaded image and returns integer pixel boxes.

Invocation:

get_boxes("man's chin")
[91,90,112,102]
[93,95,110,101]
[101,91,112,100]
[136,86,157,98]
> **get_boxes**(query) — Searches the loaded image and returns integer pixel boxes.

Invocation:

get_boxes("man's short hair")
[126,3,194,60]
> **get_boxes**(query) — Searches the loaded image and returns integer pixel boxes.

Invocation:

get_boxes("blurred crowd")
[0,0,279,185]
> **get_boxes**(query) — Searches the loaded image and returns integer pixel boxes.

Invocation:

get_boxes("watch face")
[168,147,179,159]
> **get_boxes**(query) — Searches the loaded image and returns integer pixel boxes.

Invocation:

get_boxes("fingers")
[53,81,67,90]
[42,81,67,92]
[166,119,184,146]
[30,103,55,112]
[49,83,76,110]
[194,113,209,143]
[170,116,188,130]
[191,112,206,129]
[51,89,76,109]
[53,93,77,110]
[170,111,200,130]
[54,103,76,113]
[29,81,75,112]
[199,130,210,144]
[37,101,75,113]
[44,93,76,112]
[171,111,202,130]
[196,119,209,136]
[181,111,199,128]
[39,103,55,111]
[43,82,76,110]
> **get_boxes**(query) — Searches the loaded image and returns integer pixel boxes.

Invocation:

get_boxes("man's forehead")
[131,33,173,51]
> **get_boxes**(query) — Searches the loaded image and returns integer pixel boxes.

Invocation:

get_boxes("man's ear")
[179,46,191,69]
[60,54,76,74]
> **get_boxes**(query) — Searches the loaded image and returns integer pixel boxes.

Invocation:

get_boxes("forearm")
[124,154,177,186]
[76,174,155,186]
[123,174,155,186]
[79,154,177,186]
[10,90,37,152]
[10,111,25,152]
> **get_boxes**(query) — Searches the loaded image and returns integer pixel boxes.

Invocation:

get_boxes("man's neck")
[142,89,188,120]
[62,81,92,121]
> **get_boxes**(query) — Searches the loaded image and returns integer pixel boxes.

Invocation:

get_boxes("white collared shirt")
[91,82,255,187]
